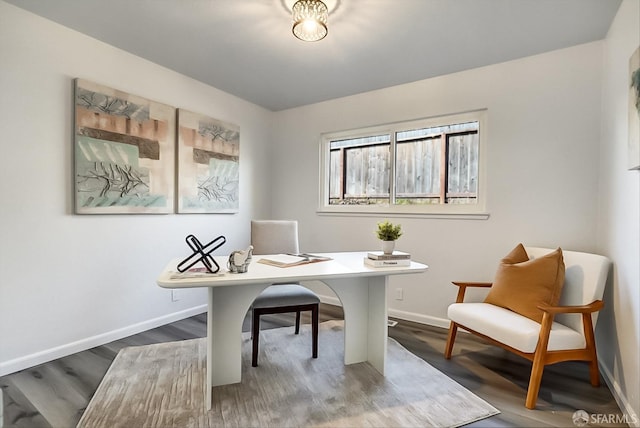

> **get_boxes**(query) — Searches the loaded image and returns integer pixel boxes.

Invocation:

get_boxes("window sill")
[316,209,490,220]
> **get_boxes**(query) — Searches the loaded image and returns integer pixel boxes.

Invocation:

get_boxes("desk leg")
[323,275,388,374]
[206,284,265,410]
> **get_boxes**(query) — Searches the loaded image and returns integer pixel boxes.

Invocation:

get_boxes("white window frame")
[318,110,489,219]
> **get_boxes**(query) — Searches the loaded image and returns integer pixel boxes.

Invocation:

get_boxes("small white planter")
[381,240,396,254]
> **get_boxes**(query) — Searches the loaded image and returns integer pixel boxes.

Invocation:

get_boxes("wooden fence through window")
[329,131,478,205]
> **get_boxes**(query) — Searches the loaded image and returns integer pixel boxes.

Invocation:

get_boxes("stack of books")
[364,251,411,267]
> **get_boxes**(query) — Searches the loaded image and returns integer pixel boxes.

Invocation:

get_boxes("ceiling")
[6,0,621,111]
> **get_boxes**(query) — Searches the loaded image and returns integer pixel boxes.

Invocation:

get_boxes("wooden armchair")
[444,247,610,409]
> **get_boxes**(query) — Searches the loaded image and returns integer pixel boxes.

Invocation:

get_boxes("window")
[319,110,487,217]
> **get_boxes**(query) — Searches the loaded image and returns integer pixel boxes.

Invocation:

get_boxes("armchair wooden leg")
[588,359,601,387]
[526,356,545,409]
[444,322,458,359]
[526,312,553,409]
[583,314,600,386]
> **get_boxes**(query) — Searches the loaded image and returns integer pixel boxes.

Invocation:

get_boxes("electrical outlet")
[171,289,181,302]
[395,288,403,300]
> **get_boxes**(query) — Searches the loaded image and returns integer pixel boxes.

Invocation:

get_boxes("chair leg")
[252,309,260,367]
[526,312,553,409]
[526,356,545,409]
[583,314,600,387]
[311,304,318,358]
[444,322,458,359]
[588,358,601,387]
[295,311,301,334]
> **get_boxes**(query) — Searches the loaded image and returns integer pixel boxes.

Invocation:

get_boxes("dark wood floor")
[1,304,626,427]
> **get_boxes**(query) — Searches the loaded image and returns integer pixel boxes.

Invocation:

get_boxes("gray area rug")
[78,320,499,427]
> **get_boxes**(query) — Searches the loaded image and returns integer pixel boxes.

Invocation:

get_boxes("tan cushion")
[500,242,529,264]
[484,246,565,323]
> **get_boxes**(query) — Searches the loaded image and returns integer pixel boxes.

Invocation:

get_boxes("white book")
[367,250,411,260]
[169,269,226,279]
[363,257,411,267]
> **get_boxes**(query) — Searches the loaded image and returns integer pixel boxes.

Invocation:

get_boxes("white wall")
[272,42,604,326]
[0,2,272,375]
[598,0,640,424]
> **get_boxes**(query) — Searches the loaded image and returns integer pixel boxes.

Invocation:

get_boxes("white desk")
[157,251,428,409]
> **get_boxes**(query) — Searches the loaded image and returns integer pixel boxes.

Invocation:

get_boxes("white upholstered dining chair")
[250,220,319,367]
[444,246,611,409]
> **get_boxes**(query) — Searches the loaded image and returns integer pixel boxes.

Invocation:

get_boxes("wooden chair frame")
[250,220,320,368]
[252,303,319,367]
[444,281,603,409]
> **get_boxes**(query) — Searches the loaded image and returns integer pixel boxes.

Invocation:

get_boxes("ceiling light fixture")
[292,0,328,42]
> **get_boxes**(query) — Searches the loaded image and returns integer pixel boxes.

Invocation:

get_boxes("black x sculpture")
[176,234,226,273]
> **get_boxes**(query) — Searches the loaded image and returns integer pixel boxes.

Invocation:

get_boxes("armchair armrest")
[451,281,493,288]
[537,300,604,314]
[451,281,493,303]
[536,300,604,351]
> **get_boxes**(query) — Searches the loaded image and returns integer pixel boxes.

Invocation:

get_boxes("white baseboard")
[598,356,640,427]
[0,304,207,377]
[318,295,450,329]
[387,307,451,329]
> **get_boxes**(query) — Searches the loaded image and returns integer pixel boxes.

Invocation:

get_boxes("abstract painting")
[74,79,175,213]
[629,46,640,170]
[177,109,240,213]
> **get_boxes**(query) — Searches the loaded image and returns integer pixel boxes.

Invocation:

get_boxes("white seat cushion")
[253,284,320,309]
[448,302,586,353]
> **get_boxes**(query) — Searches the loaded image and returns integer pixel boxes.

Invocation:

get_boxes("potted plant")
[376,220,403,254]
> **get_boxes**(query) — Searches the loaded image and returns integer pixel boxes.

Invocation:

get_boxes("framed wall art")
[629,46,640,170]
[177,109,240,213]
[74,79,175,213]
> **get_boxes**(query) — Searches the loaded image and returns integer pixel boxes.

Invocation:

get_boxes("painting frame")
[177,109,240,213]
[629,46,640,170]
[74,79,175,214]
